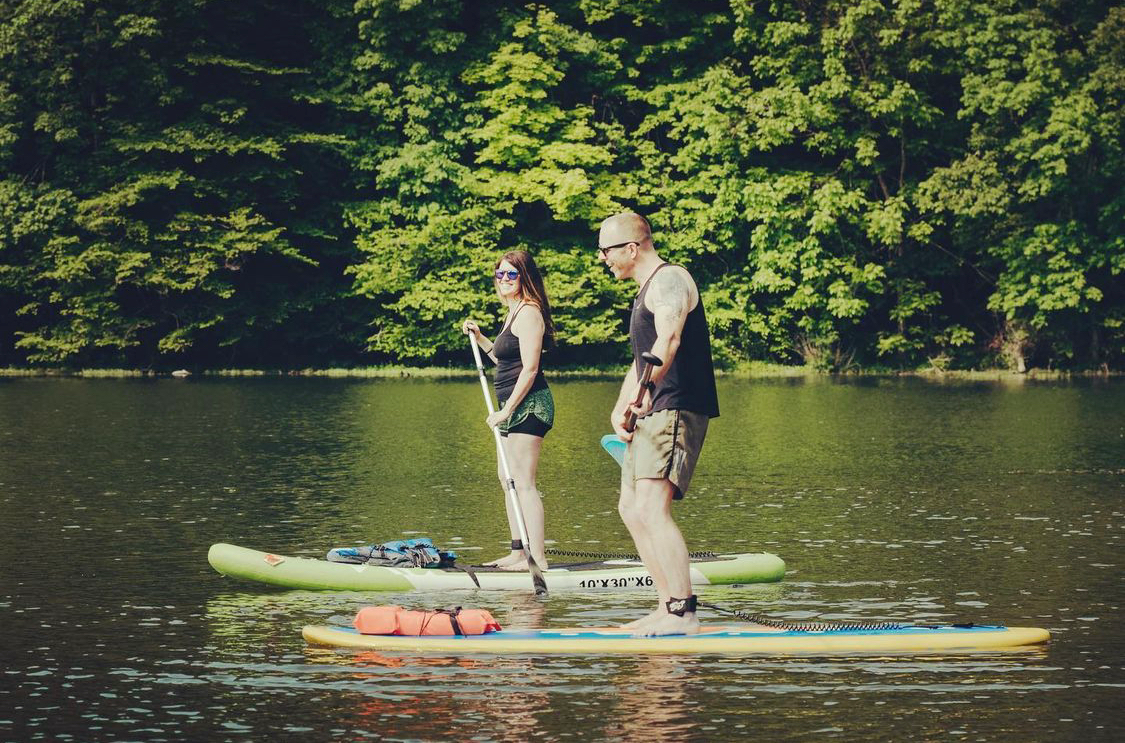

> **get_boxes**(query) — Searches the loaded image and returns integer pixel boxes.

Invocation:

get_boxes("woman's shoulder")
[512,302,545,333]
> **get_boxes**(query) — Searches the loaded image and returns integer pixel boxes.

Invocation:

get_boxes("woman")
[462,250,556,572]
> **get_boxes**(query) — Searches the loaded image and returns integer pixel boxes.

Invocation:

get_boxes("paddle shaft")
[623,352,663,433]
[469,337,548,596]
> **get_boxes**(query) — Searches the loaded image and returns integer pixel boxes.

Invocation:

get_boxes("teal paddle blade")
[600,434,626,467]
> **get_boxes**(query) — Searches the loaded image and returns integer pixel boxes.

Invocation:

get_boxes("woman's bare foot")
[634,612,701,637]
[497,556,549,572]
[482,551,523,568]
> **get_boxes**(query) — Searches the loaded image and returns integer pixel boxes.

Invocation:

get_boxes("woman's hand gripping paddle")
[603,352,663,467]
[469,338,548,596]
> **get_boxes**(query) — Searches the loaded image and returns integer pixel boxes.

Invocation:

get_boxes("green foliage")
[919,0,1124,367]
[0,0,367,366]
[1,0,1121,369]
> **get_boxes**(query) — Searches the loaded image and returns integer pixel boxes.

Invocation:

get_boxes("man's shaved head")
[599,213,652,248]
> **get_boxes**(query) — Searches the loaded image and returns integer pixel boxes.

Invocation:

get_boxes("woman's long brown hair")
[495,250,556,349]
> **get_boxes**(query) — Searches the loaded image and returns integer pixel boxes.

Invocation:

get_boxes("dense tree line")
[1,0,1121,371]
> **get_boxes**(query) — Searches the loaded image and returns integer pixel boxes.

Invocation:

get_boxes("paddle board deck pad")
[302,623,1050,655]
[208,543,786,591]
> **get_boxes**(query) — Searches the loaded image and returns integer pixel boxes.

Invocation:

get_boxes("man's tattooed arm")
[650,268,694,328]
[646,268,697,373]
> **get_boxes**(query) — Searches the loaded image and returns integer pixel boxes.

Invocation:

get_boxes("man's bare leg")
[618,470,669,628]
[619,535,670,627]
[619,478,696,632]
[629,477,699,637]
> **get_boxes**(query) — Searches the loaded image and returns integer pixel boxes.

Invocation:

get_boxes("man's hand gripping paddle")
[469,337,548,596]
[602,352,662,467]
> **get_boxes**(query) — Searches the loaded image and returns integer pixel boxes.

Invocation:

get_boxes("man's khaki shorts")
[622,408,709,500]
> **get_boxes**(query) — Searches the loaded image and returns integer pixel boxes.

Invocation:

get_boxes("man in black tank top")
[599,212,719,637]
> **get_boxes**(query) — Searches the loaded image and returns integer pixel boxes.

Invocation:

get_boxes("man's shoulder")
[647,265,698,308]
[664,264,696,283]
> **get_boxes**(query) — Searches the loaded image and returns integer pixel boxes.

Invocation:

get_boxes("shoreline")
[1,365,1119,380]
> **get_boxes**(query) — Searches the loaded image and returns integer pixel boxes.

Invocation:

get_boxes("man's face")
[597,226,638,280]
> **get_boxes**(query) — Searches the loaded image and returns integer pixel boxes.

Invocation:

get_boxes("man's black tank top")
[493,303,548,401]
[629,263,719,418]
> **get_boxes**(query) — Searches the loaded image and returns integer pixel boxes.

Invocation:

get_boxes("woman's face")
[495,259,521,301]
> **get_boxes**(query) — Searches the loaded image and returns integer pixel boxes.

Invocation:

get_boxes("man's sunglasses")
[598,241,636,257]
[494,269,520,281]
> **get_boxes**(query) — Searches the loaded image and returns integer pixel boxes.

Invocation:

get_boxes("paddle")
[601,434,626,467]
[623,352,663,433]
[602,352,663,468]
[468,337,548,596]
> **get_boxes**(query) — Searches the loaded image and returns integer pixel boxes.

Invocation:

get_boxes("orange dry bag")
[354,605,502,636]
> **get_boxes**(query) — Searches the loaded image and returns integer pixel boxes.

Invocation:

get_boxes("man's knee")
[634,478,675,511]
[617,501,633,524]
[619,500,669,531]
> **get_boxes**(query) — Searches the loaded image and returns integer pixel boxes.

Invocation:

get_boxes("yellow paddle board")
[302,623,1050,655]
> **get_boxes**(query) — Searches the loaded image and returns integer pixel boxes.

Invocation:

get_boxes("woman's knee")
[513,480,539,501]
[511,465,539,488]
[499,469,536,494]
[506,461,536,490]
[517,486,543,510]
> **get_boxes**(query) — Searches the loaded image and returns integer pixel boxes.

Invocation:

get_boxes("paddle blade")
[529,559,548,596]
[601,434,626,467]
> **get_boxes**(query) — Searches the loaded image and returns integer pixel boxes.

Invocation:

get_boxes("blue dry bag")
[326,537,457,568]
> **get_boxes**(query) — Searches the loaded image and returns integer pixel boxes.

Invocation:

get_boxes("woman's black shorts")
[500,414,551,438]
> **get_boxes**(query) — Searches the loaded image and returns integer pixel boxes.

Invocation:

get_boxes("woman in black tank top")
[461,250,556,571]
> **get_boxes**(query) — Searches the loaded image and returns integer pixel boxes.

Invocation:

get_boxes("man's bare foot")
[634,612,701,637]
[621,607,664,629]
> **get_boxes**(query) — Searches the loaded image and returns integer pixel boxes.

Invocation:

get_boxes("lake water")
[1,375,1122,741]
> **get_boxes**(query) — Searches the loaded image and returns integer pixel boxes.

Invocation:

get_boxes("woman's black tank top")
[493,304,548,401]
[629,264,719,418]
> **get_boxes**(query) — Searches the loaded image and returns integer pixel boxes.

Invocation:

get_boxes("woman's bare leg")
[496,432,547,571]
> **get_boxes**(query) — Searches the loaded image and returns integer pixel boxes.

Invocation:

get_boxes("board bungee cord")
[696,601,908,633]
[545,548,719,561]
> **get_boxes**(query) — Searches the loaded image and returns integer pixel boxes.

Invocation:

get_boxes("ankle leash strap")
[666,595,698,616]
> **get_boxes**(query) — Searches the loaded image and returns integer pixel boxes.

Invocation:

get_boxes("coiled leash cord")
[698,602,908,633]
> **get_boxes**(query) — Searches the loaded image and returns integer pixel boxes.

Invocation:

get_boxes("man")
[599,212,720,637]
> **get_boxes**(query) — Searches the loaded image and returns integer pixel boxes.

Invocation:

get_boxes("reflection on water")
[0,376,1122,740]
